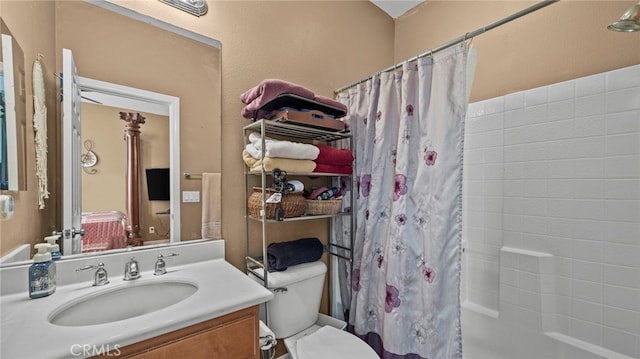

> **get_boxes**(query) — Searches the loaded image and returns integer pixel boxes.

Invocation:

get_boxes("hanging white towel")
[32,58,49,209]
[201,173,222,239]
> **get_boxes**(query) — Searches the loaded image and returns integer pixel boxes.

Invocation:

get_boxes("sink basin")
[49,280,198,327]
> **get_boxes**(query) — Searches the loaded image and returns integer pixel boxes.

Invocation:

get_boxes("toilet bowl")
[249,261,377,359]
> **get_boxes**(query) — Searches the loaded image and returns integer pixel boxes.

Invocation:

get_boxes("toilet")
[249,260,378,359]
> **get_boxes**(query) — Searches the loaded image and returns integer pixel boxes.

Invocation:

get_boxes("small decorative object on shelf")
[270,168,295,194]
[248,187,306,219]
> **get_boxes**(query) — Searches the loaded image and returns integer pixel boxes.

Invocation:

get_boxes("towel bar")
[183,172,202,179]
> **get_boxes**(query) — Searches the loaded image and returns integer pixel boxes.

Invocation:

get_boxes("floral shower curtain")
[335,44,469,359]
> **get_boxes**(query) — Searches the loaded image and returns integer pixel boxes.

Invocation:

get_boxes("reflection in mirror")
[0,19,27,191]
[0,0,221,266]
[56,0,220,257]
[80,103,170,252]
[60,74,181,256]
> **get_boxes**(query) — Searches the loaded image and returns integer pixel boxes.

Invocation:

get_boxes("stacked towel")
[242,134,355,175]
[312,144,354,174]
[314,144,354,165]
[240,79,347,119]
[247,132,319,159]
[267,237,324,272]
[241,79,315,119]
[242,150,316,173]
[313,163,353,175]
[243,133,319,173]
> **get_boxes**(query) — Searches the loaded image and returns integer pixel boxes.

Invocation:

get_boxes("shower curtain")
[335,44,469,359]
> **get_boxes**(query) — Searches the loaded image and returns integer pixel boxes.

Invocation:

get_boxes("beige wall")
[0,2,58,256]
[111,0,396,269]
[213,1,394,270]
[81,104,128,215]
[394,1,640,103]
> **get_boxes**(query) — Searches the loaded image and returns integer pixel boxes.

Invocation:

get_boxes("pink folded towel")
[240,79,348,119]
[241,79,315,118]
[314,144,354,165]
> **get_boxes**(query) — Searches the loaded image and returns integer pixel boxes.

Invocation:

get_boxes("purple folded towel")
[241,79,315,119]
[240,79,348,119]
[267,237,324,272]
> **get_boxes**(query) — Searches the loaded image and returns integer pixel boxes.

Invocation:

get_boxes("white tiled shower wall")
[462,64,640,359]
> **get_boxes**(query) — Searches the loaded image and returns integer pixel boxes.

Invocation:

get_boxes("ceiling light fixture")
[608,1,640,32]
[158,0,208,17]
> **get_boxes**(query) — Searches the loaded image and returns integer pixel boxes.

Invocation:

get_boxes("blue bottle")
[29,243,56,299]
[318,187,339,200]
[44,235,62,261]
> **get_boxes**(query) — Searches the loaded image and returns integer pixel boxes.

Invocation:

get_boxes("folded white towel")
[248,132,319,160]
[245,143,262,159]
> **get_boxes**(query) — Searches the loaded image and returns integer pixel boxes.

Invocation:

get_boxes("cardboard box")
[269,109,346,132]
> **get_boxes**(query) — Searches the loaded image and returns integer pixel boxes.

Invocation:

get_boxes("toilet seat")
[288,325,378,359]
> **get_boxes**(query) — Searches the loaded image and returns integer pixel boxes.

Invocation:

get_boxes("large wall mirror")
[0,0,221,265]
[0,19,27,192]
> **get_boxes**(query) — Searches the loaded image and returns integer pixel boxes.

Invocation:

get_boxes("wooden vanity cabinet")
[95,305,260,359]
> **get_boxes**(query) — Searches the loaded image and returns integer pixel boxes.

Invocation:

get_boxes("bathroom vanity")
[0,240,273,359]
[105,306,259,358]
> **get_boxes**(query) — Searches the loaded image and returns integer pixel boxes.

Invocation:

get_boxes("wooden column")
[120,112,145,246]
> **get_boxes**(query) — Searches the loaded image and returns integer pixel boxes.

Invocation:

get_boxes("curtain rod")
[334,0,559,94]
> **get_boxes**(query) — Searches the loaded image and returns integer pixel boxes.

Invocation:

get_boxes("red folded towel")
[314,144,354,165]
[313,163,353,175]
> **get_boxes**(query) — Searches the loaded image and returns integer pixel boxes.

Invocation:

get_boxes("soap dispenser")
[44,235,62,261]
[29,243,56,299]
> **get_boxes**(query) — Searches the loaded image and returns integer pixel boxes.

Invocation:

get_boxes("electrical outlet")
[182,191,200,203]
[148,226,156,234]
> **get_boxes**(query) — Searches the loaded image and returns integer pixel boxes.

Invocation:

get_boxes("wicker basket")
[248,187,306,219]
[305,199,343,215]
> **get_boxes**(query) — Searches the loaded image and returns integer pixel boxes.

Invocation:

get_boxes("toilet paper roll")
[288,180,304,193]
[259,320,276,350]
[0,195,15,220]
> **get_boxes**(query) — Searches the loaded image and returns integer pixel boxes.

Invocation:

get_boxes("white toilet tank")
[249,260,327,339]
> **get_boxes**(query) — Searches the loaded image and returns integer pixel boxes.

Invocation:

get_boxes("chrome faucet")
[76,263,109,286]
[123,256,141,280]
[154,253,179,276]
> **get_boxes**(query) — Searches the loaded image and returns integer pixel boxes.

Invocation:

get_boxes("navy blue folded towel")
[267,237,324,272]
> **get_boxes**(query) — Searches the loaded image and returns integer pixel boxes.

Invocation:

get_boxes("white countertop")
[1,253,273,358]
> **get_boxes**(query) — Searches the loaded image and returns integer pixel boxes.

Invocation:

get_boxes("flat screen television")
[145,168,170,201]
